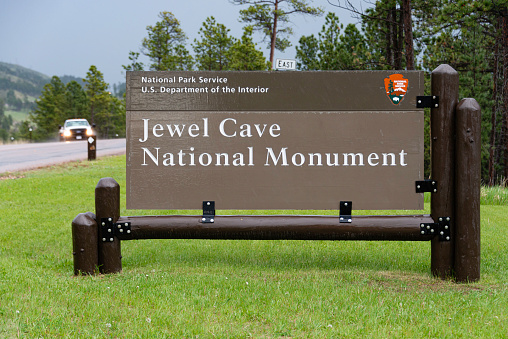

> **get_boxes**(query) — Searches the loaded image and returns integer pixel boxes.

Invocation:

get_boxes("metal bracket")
[201,201,215,223]
[416,96,439,108]
[420,217,451,241]
[415,180,438,193]
[100,218,131,242]
[339,201,352,223]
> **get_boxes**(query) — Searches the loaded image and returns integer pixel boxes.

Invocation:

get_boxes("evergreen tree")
[230,0,323,66]
[193,17,235,71]
[228,26,270,70]
[296,12,367,70]
[141,11,193,71]
[83,65,109,134]
[122,51,145,72]
[30,76,67,140]
[65,80,88,120]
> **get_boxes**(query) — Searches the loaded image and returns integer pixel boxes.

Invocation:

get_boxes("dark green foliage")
[228,26,271,70]
[296,12,367,70]
[193,17,235,71]
[29,66,126,142]
[30,76,67,140]
[141,11,193,71]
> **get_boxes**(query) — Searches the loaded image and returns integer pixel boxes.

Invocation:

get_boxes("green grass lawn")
[1,156,507,337]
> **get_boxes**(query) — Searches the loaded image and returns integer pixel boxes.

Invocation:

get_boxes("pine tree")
[30,76,67,140]
[193,17,235,71]
[228,26,270,70]
[141,11,193,71]
[230,0,323,66]
[83,65,109,134]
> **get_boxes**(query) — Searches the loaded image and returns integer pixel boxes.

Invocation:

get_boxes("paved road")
[0,138,126,174]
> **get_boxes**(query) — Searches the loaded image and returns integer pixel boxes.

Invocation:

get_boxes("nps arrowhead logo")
[384,74,408,105]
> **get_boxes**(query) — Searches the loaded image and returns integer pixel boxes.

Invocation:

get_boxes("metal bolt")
[418,100,421,104]
[446,236,450,241]
[108,218,112,222]
[127,230,131,234]
[211,218,215,223]
[445,225,449,230]
[110,238,114,242]
[439,217,443,222]
[435,104,439,108]
[427,225,430,229]
[344,202,348,206]
[432,181,436,185]
[420,224,424,227]
[348,219,352,223]
[431,229,434,233]
[340,217,344,221]
[102,222,106,226]
[434,189,437,193]
[440,231,444,235]
[118,225,122,229]
[102,238,106,242]
[119,229,123,233]
[421,230,425,234]
[446,217,450,221]
[125,223,129,226]
[433,96,436,99]
[108,229,112,233]
[207,202,210,206]
[417,185,421,189]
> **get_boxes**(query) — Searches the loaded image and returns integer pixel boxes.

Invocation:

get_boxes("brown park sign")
[126,71,424,210]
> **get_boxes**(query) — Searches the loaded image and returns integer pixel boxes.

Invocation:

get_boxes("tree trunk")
[503,15,508,185]
[386,7,394,68]
[270,0,279,68]
[489,18,501,186]
[402,0,414,70]
[396,6,403,70]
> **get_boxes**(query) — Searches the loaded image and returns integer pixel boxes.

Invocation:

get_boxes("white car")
[59,119,94,141]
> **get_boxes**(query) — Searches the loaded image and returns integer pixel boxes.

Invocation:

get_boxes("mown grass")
[1,155,507,337]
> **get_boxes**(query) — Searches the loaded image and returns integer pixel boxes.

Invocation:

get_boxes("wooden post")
[455,99,481,282]
[96,177,122,274]
[430,64,459,279]
[72,212,98,275]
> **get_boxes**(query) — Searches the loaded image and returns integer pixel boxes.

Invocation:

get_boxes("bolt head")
[446,236,450,241]
[211,218,215,223]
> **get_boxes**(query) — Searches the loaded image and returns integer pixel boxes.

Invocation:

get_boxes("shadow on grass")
[121,238,431,275]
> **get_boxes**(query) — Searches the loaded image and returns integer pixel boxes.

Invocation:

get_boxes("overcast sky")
[0,0,368,86]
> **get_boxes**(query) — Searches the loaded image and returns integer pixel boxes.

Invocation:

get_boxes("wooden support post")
[96,177,122,274]
[455,99,481,282]
[430,64,459,279]
[72,212,98,275]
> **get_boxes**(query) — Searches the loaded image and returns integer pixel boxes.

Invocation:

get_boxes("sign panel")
[126,71,424,210]
[275,58,296,70]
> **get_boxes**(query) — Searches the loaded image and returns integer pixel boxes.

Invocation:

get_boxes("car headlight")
[64,130,71,137]
[86,128,93,136]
